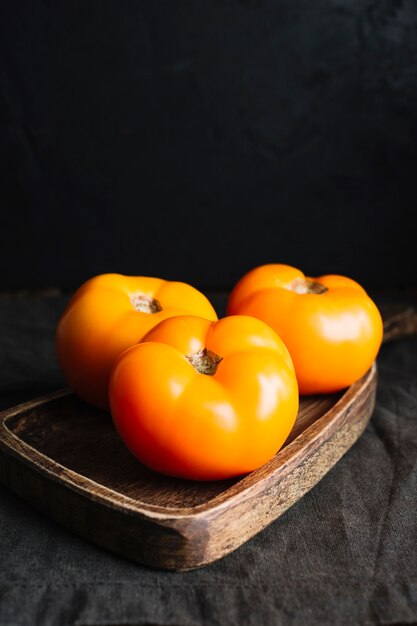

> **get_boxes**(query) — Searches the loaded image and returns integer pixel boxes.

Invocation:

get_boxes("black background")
[1,0,416,292]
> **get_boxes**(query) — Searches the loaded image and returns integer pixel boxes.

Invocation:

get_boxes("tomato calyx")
[186,348,222,375]
[131,294,163,314]
[289,278,328,295]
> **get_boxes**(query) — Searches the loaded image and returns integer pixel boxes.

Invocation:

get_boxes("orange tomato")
[109,315,299,480]
[56,274,217,410]
[228,264,383,395]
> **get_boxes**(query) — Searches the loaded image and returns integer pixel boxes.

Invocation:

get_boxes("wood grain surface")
[0,307,415,570]
[0,367,375,570]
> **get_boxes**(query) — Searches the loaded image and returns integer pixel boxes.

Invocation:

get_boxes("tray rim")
[0,363,377,521]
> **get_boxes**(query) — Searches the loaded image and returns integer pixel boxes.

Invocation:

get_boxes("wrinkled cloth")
[0,292,416,626]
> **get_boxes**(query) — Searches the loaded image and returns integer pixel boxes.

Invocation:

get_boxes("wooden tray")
[0,308,415,571]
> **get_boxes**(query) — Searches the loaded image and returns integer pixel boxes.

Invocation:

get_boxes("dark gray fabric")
[0,292,416,626]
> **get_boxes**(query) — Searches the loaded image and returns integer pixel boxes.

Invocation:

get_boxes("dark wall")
[1,1,416,291]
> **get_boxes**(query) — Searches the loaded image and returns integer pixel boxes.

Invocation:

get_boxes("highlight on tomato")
[109,315,299,480]
[228,264,383,395]
[56,274,218,410]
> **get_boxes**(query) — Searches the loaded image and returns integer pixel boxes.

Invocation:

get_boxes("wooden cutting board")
[0,307,415,571]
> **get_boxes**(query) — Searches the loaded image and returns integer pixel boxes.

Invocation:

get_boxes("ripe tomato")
[56,274,217,409]
[109,315,299,480]
[228,264,383,395]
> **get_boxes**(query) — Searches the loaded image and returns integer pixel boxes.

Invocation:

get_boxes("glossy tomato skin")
[56,274,217,410]
[228,264,383,395]
[109,315,299,480]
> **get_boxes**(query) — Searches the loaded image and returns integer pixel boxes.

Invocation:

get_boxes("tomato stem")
[186,348,222,375]
[131,294,163,314]
[289,278,328,295]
